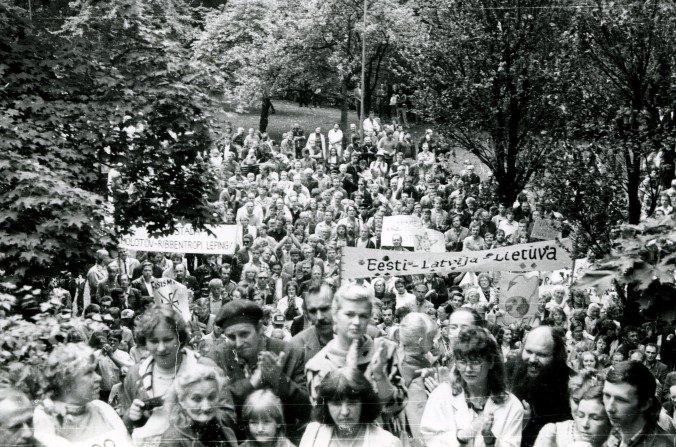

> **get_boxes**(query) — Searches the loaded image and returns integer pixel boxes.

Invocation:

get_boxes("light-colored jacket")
[420,382,523,447]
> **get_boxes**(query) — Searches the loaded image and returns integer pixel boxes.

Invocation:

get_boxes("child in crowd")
[241,389,295,447]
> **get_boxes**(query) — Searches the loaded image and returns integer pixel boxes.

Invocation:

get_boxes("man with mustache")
[289,283,334,363]
[507,325,573,447]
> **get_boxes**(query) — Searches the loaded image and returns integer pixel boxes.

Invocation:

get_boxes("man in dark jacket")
[506,326,573,447]
[208,300,311,444]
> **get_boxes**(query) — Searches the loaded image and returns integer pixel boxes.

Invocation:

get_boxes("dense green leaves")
[0,0,219,284]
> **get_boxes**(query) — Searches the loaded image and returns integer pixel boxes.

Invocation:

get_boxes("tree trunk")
[340,79,349,132]
[626,155,642,224]
[495,176,520,207]
[259,96,272,133]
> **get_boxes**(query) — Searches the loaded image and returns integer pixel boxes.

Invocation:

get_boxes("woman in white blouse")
[421,326,523,447]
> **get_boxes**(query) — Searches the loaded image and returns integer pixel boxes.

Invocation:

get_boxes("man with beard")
[507,325,573,447]
[290,284,334,363]
[0,389,41,447]
[208,300,310,443]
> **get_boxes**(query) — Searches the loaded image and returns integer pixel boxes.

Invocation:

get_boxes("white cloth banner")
[341,240,572,279]
[120,224,238,255]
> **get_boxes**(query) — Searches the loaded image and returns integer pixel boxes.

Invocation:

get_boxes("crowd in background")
[2,114,676,447]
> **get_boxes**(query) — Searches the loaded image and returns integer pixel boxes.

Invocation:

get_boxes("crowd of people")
[2,114,676,447]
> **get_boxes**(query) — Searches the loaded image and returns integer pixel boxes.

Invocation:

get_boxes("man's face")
[305,290,333,333]
[393,235,402,247]
[626,331,639,346]
[0,396,36,447]
[335,300,371,342]
[382,308,393,326]
[224,323,261,363]
[414,285,428,302]
[611,353,625,366]
[644,346,657,362]
[175,264,186,279]
[142,265,153,279]
[603,381,647,429]
[118,248,127,260]
[120,274,130,288]
[521,330,554,377]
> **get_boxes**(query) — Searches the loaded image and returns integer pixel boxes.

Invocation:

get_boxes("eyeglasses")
[456,358,484,369]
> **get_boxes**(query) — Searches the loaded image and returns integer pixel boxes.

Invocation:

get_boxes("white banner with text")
[120,225,238,255]
[341,240,572,279]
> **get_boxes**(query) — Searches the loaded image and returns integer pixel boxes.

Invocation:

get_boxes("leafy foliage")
[566,0,675,223]
[575,218,676,315]
[408,0,574,205]
[0,0,219,285]
[533,143,627,257]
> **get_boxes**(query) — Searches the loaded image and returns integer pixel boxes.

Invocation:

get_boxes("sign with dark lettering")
[341,240,572,279]
[120,225,238,255]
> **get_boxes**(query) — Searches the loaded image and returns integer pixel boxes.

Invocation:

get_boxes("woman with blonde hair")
[160,363,237,447]
[33,343,130,444]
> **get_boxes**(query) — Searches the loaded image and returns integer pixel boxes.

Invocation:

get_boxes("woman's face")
[232,290,242,300]
[374,282,384,293]
[582,353,597,369]
[147,320,181,369]
[64,363,101,405]
[553,310,565,324]
[479,277,490,289]
[179,379,219,425]
[337,226,346,236]
[448,310,475,342]
[596,339,607,351]
[249,415,279,444]
[287,285,297,297]
[328,400,362,433]
[467,292,479,304]
[456,355,491,387]
[245,270,256,281]
[503,329,512,343]
[574,399,610,444]
[553,289,565,304]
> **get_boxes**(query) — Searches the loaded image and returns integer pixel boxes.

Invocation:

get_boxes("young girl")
[241,389,295,447]
[160,364,237,447]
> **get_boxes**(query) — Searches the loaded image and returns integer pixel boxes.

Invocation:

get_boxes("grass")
[217,100,491,178]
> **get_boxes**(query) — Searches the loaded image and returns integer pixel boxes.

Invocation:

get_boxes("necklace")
[333,425,365,447]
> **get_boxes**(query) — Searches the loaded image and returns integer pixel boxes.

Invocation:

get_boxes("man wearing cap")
[209,300,310,443]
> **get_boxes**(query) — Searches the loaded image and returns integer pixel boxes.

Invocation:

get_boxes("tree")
[571,0,675,224]
[290,0,417,129]
[575,217,676,325]
[192,0,295,133]
[0,0,219,285]
[409,0,573,205]
[533,143,627,257]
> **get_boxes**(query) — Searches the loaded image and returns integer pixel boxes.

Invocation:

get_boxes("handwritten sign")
[381,215,424,247]
[530,218,561,241]
[341,240,573,279]
[497,273,540,326]
[153,278,190,321]
[120,224,238,255]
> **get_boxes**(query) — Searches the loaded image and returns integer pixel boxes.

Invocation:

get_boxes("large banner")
[120,224,238,255]
[153,277,191,321]
[341,240,572,279]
